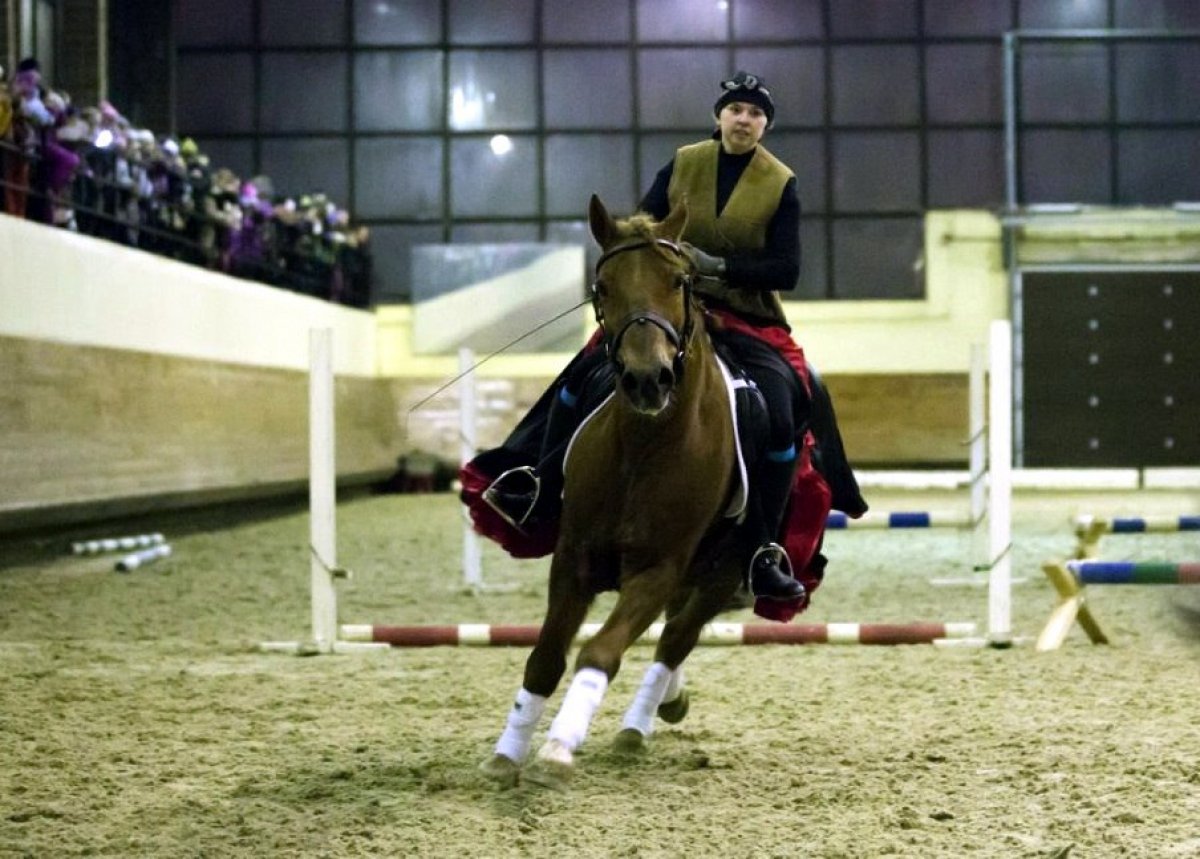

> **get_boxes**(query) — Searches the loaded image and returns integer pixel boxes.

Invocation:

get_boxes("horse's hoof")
[522,739,573,791]
[478,753,521,789]
[657,689,690,724]
[613,728,647,755]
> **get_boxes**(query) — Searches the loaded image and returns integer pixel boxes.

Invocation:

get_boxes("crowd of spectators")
[1,57,371,308]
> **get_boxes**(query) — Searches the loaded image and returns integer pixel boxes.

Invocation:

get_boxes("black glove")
[683,243,726,279]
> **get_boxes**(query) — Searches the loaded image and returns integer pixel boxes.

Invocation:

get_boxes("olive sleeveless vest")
[666,139,793,327]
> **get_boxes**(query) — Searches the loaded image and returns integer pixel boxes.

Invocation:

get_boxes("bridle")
[590,238,697,380]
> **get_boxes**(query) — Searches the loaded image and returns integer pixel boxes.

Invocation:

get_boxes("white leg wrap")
[621,662,673,736]
[494,688,547,764]
[547,667,609,752]
[663,665,685,703]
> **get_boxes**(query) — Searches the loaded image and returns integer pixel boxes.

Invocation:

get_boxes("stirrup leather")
[747,542,797,598]
[482,465,541,530]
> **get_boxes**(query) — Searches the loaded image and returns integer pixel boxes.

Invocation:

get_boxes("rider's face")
[717,102,768,155]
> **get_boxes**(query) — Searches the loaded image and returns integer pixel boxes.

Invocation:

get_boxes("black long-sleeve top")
[637,146,802,294]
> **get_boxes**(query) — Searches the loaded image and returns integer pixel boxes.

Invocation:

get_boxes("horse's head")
[588,194,695,416]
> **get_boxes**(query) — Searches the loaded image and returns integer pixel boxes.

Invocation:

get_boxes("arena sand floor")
[2,488,1198,858]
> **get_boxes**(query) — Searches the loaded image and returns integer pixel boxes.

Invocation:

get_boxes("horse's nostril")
[620,372,639,396]
[658,367,674,390]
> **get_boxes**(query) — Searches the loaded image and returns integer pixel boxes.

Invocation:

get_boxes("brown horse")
[480,195,750,789]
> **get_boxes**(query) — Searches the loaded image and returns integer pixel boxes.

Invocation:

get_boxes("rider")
[482,71,860,600]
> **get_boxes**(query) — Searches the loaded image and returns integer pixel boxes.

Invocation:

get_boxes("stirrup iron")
[748,542,799,599]
[482,465,541,530]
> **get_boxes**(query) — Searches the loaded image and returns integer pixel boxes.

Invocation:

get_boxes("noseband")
[591,238,696,379]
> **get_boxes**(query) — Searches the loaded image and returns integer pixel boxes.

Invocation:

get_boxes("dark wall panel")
[1022,271,1200,467]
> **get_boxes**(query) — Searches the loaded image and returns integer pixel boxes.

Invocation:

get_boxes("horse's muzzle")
[619,363,675,415]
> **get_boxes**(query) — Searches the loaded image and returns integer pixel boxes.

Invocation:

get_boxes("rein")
[590,238,697,378]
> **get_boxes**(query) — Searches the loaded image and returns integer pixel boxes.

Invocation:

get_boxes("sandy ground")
[2,489,1199,859]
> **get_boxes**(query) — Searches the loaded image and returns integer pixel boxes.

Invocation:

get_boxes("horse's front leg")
[480,548,593,788]
[617,559,743,750]
[523,561,678,788]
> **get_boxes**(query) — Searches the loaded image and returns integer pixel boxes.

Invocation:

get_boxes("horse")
[479,195,755,790]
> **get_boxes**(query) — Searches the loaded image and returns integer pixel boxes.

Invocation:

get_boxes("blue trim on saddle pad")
[559,387,579,408]
[767,444,797,463]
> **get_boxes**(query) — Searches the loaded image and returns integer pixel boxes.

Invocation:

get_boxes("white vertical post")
[987,320,1013,645]
[460,347,483,591]
[968,342,988,569]
[309,328,338,653]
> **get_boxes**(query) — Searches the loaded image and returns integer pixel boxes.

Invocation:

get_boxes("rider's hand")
[683,243,727,279]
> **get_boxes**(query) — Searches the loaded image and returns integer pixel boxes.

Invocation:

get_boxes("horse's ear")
[659,196,689,242]
[589,194,618,248]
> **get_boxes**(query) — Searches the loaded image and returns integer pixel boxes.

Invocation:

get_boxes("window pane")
[177,54,255,134]
[543,50,632,129]
[353,0,441,45]
[926,44,1003,124]
[1116,0,1200,27]
[355,51,444,131]
[833,132,921,211]
[1118,130,1200,205]
[261,53,348,132]
[636,0,728,42]
[1021,44,1110,123]
[450,136,538,216]
[355,138,443,219]
[176,0,252,46]
[368,224,444,302]
[191,138,255,182]
[832,46,920,125]
[546,219,601,275]
[1019,0,1109,28]
[829,0,917,38]
[260,0,345,46]
[734,47,824,128]
[449,223,541,243]
[542,0,630,42]
[923,0,1013,36]
[1021,130,1111,204]
[260,138,350,204]
[544,135,636,217]
[638,49,728,129]
[448,51,537,130]
[833,218,924,299]
[928,131,1005,208]
[449,0,536,44]
[734,0,824,40]
[763,132,826,214]
[638,133,690,198]
[1117,45,1200,123]
[796,219,828,300]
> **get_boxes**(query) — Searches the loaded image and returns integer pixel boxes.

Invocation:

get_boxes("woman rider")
[471,71,865,601]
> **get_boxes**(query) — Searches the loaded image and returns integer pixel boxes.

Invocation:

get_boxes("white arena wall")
[2,209,1015,532]
[0,216,398,532]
